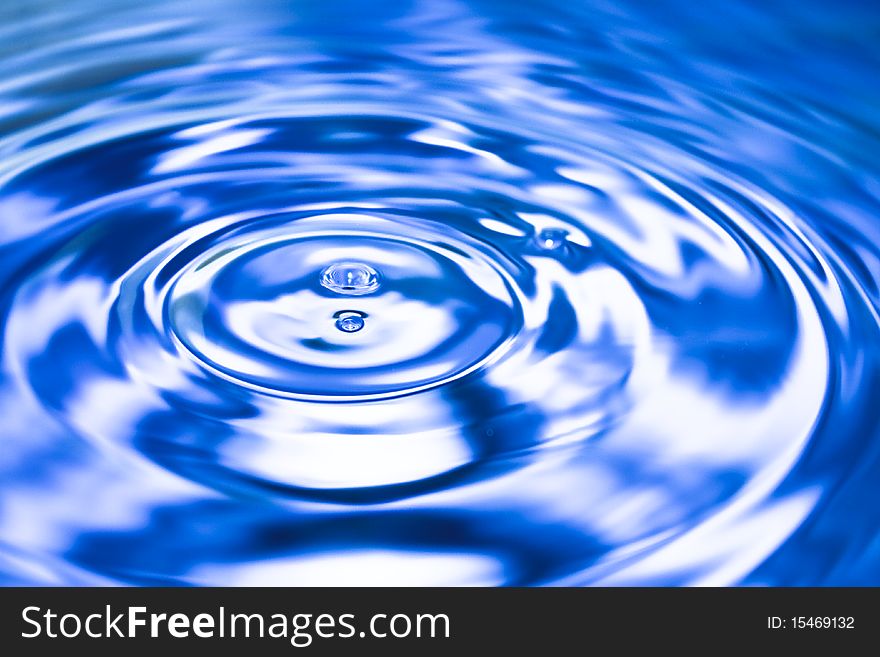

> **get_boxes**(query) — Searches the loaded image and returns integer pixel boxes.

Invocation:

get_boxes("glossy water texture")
[0,0,878,586]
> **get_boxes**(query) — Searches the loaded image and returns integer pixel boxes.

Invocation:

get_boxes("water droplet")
[535,228,568,251]
[335,313,365,333]
[321,262,380,295]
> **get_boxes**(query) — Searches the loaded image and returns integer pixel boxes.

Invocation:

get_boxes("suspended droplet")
[335,312,365,333]
[535,228,568,251]
[321,262,380,295]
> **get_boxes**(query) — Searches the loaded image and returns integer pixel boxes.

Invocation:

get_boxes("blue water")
[0,0,878,586]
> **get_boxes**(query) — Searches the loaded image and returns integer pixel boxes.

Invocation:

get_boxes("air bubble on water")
[535,228,569,251]
[335,313,365,333]
[321,262,380,295]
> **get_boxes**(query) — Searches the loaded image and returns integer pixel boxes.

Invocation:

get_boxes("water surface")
[0,0,878,585]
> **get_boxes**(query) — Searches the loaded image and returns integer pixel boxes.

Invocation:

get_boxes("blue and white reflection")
[0,0,878,586]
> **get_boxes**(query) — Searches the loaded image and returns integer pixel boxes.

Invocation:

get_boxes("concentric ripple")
[0,0,878,586]
[165,212,523,398]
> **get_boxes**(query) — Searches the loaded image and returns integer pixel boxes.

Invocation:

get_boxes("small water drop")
[335,313,365,333]
[535,228,568,251]
[321,262,380,295]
